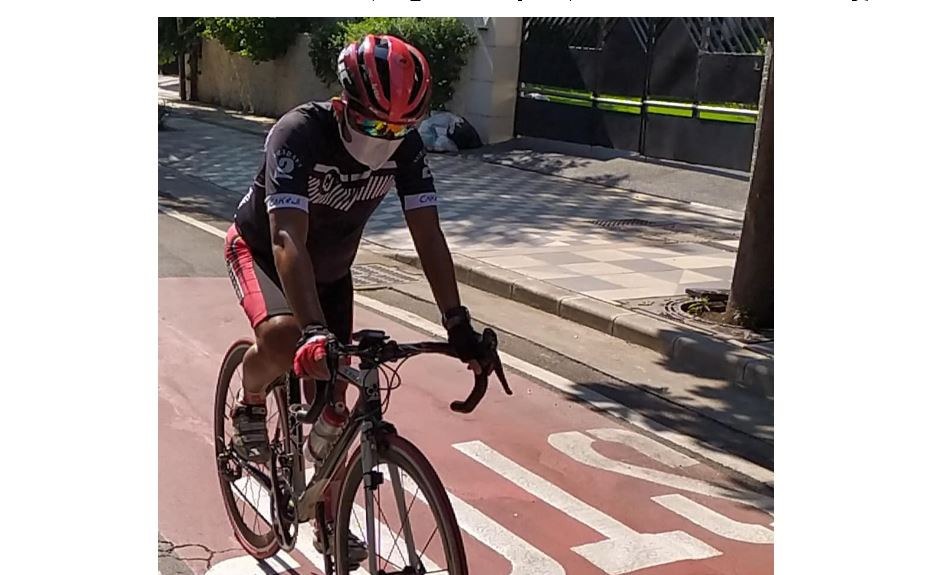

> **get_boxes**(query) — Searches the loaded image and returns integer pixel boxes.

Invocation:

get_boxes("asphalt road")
[158,210,773,575]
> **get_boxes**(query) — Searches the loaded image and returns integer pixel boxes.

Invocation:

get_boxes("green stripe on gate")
[597,102,642,114]
[647,106,694,118]
[543,95,593,108]
[522,83,593,100]
[520,84,758,124]
[698,111,757,124]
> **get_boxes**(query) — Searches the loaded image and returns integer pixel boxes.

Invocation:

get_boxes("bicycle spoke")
[378,495,409,569]
[419,524,440,561]
[376,495,407,569]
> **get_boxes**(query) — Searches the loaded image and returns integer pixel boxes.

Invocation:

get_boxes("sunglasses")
[346,109,413,140]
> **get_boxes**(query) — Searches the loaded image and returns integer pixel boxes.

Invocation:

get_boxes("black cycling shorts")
[224,224,353,343]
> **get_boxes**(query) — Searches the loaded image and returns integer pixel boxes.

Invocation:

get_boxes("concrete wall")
[195,19,523,144]
[198,34,332,117]
[448,18,523,144]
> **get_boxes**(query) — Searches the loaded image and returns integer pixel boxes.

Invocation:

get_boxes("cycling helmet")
[337,34,432,126]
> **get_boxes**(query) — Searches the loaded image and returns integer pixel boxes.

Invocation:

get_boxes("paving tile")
[481,255,547,268]
[678,269,726,284]
[518,266,581,280]
[548,275,625,292]
[530,252,596,265]
[560,261,636,275]
[692,266,735,281]
[588,284,684,302]
[622,248,687,259]
[654,255,736,269]
[665,243,730,255]
[577,249,644,262]
[599,273,681,288]
[609,259,682,273]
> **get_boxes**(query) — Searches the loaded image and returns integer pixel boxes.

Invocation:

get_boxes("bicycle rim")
[334,434,468,574]
[213,339,280,559]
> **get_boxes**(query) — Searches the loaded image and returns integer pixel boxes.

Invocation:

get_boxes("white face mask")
[339,110,403,170]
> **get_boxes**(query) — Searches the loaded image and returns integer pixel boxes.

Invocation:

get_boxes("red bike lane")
[159,277,773,575]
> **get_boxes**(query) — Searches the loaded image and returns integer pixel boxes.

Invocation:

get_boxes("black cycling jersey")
[234,101,437,283]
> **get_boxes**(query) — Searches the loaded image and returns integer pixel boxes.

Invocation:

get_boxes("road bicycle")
[214,327,512,574]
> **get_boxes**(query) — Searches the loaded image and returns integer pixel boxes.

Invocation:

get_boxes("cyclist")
[223,35,485,469]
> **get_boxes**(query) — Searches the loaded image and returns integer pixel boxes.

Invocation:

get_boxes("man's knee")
[255,315,300,370]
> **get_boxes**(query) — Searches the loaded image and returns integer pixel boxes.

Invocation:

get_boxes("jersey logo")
[272,148,302,181]
[307,165,395,212]
[403,192,438,211]
[265,193,309,212]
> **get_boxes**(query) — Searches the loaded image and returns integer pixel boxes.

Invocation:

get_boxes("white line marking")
[162,210,772,485]
[354,294,773,485]
[204,553,300,575]
[588,427,698,468]
[652,494,774,544]
[159,205,227,239]
[549,431,773,512]
[453,440,720,574]
[390,463,566,575]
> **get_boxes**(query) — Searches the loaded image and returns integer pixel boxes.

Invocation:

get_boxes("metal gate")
[514,17,772,171]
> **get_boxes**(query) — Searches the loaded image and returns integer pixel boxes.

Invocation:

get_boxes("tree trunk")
[176,17,187,101]
[724,45,773,329]
[188,41,199,101]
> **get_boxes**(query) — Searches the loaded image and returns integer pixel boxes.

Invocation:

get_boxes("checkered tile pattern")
[159,117,263,195]
[158,114,743,303]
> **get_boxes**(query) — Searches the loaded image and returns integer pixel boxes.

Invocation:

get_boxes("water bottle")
[305,402,349,463]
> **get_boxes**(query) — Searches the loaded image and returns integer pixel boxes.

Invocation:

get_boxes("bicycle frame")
[230,363,385,519]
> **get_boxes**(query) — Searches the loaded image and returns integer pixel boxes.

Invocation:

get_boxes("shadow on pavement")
[463,136,752,184]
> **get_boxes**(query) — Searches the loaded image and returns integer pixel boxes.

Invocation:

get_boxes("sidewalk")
[157,85,773,399]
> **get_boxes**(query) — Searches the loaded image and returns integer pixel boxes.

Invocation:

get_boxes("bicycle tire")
[333,433,468,574]
[213,339,279,559]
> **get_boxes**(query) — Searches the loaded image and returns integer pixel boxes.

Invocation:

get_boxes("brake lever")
[449,328,512,413]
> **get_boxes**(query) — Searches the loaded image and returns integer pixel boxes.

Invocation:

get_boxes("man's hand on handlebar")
[443,306,486,376]
[294,324,334,380]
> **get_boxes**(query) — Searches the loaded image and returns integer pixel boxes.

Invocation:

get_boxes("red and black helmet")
[337,34,432,125]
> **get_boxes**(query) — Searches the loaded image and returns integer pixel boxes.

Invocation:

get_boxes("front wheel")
[334,434,468,574]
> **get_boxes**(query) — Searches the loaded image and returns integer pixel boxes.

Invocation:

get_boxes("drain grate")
[592,218,678,229]
[351,263,421,289]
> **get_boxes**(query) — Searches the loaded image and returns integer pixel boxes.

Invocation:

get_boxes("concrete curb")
[388,249,773,399]
[163,100,274,136]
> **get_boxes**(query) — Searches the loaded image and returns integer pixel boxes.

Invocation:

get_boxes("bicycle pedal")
[289,403,318,424]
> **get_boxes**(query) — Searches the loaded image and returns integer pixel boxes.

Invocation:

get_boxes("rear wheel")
[333,433,468,574]
[213,340,284,559]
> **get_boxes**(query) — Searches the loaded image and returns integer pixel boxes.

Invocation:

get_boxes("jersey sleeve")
[262,112,311,213]
[393,131,438,212]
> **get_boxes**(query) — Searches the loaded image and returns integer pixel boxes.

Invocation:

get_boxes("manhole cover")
[592,218,677,229]
[618,295,772,347]
[352,263,420,289]
[592,218,739,248]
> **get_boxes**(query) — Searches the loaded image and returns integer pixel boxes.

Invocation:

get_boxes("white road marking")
[651,494,774,544]
[354,294,774,486]
[159,205,228,239]
[454,440,720,574]
[548,430,773,512]
[204,553,299,575]
[160,209,773,485]
[587,427,698,468]
[388,463,566,575]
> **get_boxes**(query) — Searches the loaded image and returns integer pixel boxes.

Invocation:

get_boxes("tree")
[723,43,773,330]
